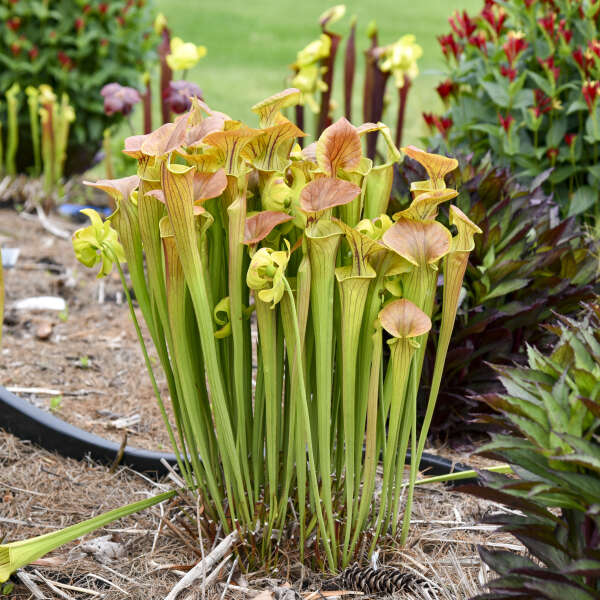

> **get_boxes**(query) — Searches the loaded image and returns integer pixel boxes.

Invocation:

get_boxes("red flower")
[524,0,536,7]
[10,42,20,57]
[500,64,517,82]
[28,46,38,60]
[574,46,595,75]
[564,133,577,147]
[438,33,462,60]
[502,31,528,65]
[558,19,572,44]
[116,16,125,26]
[546,147,559,161]
[83,3,91,14]
[538,13,556,40]
[98,3,108,14]
[449,10,477,39]
[75,17,84,31]
[533,88,552,117]
[101,83,141,116]
[57,51,73,70]
[100,38,109,47]
[435,116,453,138]
[498,113,514,132]
[468,32,487,53]
[583,80,600,111]
[538,56,559,82]
[589,40,600,58]
[6,17,21,31]
[436,79,455,100]
[481,5,507,36]
[163,80,203,114]
[422,112,436,128]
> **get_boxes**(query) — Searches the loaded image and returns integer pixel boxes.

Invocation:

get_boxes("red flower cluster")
[538,13,556,39]
[574,46,595,76]
[438,34,462,60]
[449,10,477,38]
[501,64,517,82]
[28,46,38,60]
[558,19,572,44]
[589,40,600,58]
[6,17,21,31]
[481,4,507,36]
[538,55,559,82]
[502,31,528,64]
[75,17,84,32]
[422,113,453,138]
[436,79,456,101]
[533,88,553,117]
[468,31,487,53]
[582,80,600,111]
[57,51,73,70]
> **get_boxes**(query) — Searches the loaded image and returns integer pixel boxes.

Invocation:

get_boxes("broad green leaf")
[567,186,597,218]
[481,81,510,108]
[480,278,530,302]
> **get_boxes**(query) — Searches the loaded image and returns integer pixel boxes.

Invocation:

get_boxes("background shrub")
[427,0,600,218]
[0,0,156,174]
[460,301,600,598]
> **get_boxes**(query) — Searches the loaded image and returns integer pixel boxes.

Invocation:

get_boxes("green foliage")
[0,0,156,174]
[73,92,479,568]
[395,153,599,438]
[427,0,600,215]
[49,395,62,412]
[461,302,600,599]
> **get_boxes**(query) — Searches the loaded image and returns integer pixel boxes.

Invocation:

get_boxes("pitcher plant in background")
[290,5,422,157]
[71,88,479,569]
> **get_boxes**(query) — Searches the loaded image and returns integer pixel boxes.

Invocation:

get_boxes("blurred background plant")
[0,0,156,176]
[427,0,600,221]
[460,300,600,598]
[288,5,423,159]
[394,152,599,442]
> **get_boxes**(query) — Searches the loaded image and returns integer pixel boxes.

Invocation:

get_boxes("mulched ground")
[1,207,173,451]
[0,205,518,598]
[1,428,516,599]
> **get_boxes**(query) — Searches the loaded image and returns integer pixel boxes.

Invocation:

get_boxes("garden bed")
[1,428,516,599]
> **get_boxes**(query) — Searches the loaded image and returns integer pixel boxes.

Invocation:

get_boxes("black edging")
[0,385,478,485]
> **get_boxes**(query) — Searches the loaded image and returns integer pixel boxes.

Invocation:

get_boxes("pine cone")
[340,563,433,595]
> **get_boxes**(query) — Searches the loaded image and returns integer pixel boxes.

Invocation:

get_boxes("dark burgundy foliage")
[393,153,599,442]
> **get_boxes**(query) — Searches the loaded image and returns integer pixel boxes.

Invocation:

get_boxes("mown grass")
[154,0,482,145]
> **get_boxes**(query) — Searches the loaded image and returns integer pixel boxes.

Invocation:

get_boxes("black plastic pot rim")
[0,385,478,485]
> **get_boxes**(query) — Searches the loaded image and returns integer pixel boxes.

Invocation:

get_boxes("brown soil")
[0,207,173,451]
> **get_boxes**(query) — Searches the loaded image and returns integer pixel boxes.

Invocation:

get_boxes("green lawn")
[154,0,482,146]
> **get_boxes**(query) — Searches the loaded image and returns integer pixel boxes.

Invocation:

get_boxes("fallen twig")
[163,530,239,600]
[34,204,71,240]
[16,570,47,599]
[32,569,75,600]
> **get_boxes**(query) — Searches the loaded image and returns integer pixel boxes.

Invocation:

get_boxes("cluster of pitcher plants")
[68,87,479,569]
